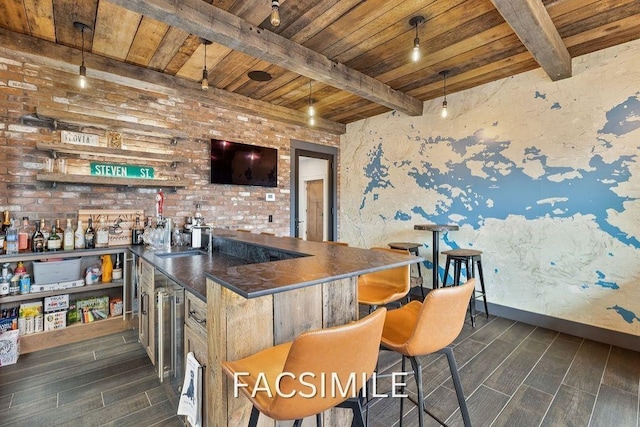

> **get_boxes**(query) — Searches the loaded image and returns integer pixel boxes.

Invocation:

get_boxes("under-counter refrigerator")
[155,275,185,398]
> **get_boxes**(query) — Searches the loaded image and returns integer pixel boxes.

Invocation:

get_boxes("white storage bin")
[32,258,82,285]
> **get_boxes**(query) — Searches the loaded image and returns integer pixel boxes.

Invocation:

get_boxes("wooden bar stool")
[388,242,424,298]
[379,280,475,427]
[442,248,489,327]
[222,309,387,426]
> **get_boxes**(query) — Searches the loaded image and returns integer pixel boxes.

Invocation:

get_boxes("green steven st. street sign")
[90,162,154,179]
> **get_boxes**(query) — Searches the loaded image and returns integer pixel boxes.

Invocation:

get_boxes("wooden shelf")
[35,107,189,140]
[37,173,188,188]
[0,281,124,304]
[0,247,128,263]
[19,315,133,354]
[36,141,189,165]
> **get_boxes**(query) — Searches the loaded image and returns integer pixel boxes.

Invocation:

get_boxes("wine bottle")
[63,218,74,251]
[84,218,95,249]
[31,221,45,252]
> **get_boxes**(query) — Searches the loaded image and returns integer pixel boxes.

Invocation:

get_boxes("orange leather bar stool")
[358,247,411,312]
[442,248,489,327]
[324,241,349,246]
[380,279,475,427]
[388,242,424,298]
[222,308,386,427]
[260,232,275,236]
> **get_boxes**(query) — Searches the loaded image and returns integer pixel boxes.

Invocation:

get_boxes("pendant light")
[440,70,450,118]
[270,0,281,27]
[73,22,91,89]
[201,39,212,90]
[408,16,425,63]
[308,80,315,126]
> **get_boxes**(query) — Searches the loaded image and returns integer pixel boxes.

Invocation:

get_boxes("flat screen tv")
[210,139,278,187]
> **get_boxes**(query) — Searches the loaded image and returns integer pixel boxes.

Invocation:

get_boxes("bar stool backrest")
[359,247,411,290]
[268,308,386,420]
[405,279,475,356]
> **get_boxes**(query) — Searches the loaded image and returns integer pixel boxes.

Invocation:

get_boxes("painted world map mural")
[341,41,640,335]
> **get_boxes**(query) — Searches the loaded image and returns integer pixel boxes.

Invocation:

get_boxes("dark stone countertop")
[129,230,423,300]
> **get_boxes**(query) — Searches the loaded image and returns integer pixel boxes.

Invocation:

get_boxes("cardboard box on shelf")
[44,311,67,331]
[76,296,109,323]
[44,294,69,313]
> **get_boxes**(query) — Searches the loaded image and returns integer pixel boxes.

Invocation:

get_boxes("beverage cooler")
[155,275,185,397]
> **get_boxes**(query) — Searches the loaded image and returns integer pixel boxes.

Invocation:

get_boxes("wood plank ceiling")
[1,0,639,134]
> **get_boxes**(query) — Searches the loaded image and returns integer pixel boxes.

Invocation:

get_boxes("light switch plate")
[266,193,275,201]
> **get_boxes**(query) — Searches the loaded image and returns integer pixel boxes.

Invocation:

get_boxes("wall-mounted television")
[210,139,278,187]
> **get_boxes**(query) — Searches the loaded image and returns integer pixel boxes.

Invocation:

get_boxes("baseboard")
[476,301,640,352]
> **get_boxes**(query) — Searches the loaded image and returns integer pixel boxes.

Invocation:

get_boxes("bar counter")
[130,230,423,426]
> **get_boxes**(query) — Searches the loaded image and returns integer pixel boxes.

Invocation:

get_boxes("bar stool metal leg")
[476,259,489,318]
[439,347,472,427]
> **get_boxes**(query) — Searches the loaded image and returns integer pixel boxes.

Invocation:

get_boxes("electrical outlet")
[266,193,275,201]
[268,215,273,223]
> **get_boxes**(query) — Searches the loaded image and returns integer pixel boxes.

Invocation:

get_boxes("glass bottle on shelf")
[47,224,62,251]
[31,220,45,252]
[1,211,10,233]
[74,218,85,249]
[84,218,95,249]
[96,217,109,248]
[18,217,32,252]
[39,218,50,250]
[63,218,74,251]
[6,219,18,255]
[131,216,143,245]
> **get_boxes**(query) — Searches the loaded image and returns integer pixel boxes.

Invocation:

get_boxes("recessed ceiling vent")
[248,70,272,82]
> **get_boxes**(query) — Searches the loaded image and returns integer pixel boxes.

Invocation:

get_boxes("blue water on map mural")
[360,92,640,324]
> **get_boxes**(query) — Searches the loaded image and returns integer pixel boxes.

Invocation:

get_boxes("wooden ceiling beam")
[490,0,572,80]
[106,0,424,117]
[0,28,345,134]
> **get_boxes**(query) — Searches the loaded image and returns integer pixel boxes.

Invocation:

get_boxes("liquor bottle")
[63,218,74,251]
[40,218,50,249]
[54,219,64,236]
[18,217,32,252]
[1,211,10,233]
[6,218,18,255]
[47,224,62,251]
[131,216,143,245]
[96,217,109,248]
[74,218,85,249]
[31,221,45,252]
[84,218,95,249]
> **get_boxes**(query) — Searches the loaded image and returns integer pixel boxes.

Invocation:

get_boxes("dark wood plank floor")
[0,329,183,427]
[1,312,639,426]
[367,312,640,427]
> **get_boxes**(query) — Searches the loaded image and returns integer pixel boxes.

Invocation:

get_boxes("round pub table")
[413,224,459,289]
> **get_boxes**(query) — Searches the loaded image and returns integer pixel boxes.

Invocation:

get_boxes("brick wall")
[0,52,340,235]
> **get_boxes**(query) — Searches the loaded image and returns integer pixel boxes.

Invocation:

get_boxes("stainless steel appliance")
[155,273,185,396]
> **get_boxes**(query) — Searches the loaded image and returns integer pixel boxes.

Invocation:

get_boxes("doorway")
[290,141,338,240]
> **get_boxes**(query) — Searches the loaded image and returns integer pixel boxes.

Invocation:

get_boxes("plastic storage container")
[32,257,82,285]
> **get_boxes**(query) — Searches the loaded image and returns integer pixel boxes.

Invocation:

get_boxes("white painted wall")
[340,39,640,335]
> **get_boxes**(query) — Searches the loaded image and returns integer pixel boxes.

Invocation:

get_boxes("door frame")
[290,140,338,240]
